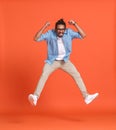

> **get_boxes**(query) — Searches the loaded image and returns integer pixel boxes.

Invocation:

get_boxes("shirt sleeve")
[36,30,50,42]
[68,28,82,39]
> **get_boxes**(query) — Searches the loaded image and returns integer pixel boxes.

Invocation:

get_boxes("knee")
[71,71,81,78]
[41,70,51,77]
[41,71,48,77]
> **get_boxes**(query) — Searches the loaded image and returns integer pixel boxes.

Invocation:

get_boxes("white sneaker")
[85,93,99,104]
[28,94,38,106]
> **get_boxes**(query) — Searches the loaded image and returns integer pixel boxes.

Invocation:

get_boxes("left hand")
[68,20,76,25]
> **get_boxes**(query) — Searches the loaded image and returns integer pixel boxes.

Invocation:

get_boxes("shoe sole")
[28,95,36,106]
[85,93,99,104]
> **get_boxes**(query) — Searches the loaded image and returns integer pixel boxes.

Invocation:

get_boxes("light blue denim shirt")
[37,28,82,64]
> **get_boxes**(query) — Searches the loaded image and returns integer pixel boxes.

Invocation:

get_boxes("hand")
[45,21,50,27]
[68,20,76,25]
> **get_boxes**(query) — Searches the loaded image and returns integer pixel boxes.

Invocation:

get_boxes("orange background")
[0,0,116,116]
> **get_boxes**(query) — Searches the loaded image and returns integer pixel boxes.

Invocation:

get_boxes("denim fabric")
[37,28,82,64]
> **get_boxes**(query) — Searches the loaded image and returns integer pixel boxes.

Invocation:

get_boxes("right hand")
[45,21,50,27]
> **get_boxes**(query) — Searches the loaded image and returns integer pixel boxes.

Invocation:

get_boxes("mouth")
[58,33,64,37]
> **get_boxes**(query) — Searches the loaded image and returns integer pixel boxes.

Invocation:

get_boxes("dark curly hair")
[55,19,66,30]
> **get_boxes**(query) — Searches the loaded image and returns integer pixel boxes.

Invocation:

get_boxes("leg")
[34,61,60,97]
[28,61,60,106]
[60,60,88,98]
[60,60,99,104]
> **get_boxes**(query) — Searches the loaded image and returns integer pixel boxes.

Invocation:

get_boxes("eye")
[57,28,65,31]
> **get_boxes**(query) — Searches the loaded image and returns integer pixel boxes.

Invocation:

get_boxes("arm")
[34,21,50,41]
[68,20,86,38]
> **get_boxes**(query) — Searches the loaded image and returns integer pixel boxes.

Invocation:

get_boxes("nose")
[59,30,63,33]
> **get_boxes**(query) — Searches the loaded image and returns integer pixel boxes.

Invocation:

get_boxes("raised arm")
[34,21,50,41]
[68,20,86,38]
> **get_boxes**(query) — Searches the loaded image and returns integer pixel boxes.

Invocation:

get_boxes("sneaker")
[28,94,38,106]
[85,93,99,104]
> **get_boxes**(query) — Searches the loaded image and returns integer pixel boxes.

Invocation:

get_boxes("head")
[55,19,66,37]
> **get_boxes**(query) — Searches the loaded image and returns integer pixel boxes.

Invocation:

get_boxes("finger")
[68,21,72,24]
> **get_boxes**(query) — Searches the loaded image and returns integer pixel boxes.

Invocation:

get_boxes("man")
[28,19,99,106]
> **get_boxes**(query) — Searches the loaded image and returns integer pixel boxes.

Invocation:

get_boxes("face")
[55,24,66,37]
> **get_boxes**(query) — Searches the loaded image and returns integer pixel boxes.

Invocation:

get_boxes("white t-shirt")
[56,37,66,60]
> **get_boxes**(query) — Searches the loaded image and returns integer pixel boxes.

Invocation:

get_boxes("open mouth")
[58,33,64,37]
